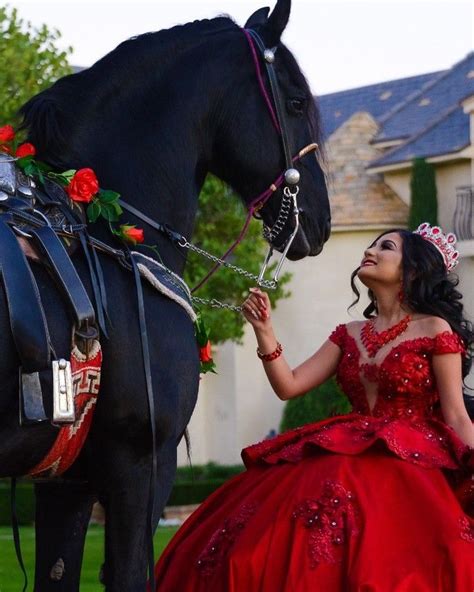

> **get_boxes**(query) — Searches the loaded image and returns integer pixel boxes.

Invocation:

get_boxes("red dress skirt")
[154,328,474,591]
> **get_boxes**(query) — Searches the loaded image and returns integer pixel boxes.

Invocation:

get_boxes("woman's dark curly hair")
[350,229,474,386]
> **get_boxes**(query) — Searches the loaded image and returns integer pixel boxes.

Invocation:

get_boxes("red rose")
[66,168,99,203]
[0,125,15,143]
[199,340,213,363]
[120,225,145,244]
[15,143,36,158]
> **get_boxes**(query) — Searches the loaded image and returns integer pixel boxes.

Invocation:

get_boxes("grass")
[0,524,178,591]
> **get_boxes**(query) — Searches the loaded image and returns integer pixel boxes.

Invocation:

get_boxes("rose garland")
[0,124,216,374]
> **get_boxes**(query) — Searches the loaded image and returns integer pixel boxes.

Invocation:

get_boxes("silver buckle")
[52,359,75,423]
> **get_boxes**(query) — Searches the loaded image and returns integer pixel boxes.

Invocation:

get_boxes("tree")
[279,377,351,432]
[0,5,72,127]
[408,158,438,230]
[184,175,292,344]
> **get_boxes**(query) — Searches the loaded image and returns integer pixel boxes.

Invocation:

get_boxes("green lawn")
[0,525,178,591]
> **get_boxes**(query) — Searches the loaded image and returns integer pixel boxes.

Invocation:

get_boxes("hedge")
[0,480,35,526]
[0,463,247,525]
[280,377,351,432]
[408,158,438,230]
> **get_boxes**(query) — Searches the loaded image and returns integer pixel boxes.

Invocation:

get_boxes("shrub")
[0,479,35,525]
[279,377,351,433]
[175,462,244,482]
[408,158,438,230]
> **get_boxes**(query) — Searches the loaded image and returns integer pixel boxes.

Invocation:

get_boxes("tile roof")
[318,71,442,139]
[368,105,470,168]
[318,52,473,168]
[373,52,474,143]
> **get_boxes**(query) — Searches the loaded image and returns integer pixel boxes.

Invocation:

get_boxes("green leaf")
[111,201,123,216]
[47,171,73,187]
[87,201,101,223]
[98,189,120,204]
[60,169,76,180]
[99,202,120,222]
[200,359,217,374]
[194,313,211,346]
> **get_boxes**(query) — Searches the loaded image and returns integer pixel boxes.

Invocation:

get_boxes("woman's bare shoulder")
[345,319,365,338]
[412,315,452,337]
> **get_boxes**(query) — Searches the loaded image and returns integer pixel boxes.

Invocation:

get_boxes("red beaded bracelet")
[257,342,283,362]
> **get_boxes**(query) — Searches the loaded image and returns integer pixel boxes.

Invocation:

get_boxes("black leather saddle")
[0,153,100,424]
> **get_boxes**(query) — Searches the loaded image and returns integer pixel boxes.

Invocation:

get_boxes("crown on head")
[413,222,459,272]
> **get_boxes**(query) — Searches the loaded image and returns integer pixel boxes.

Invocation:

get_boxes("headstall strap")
[244,29,294,172]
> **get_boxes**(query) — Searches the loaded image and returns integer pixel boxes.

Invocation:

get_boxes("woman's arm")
[242,288,342,400]
[433,352,474,448]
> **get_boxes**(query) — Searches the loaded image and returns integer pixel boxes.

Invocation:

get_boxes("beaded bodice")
[330,325,465,419]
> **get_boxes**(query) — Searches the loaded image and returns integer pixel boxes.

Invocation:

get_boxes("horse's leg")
[91,280,199,591]
[98,441,177,591]
[29,262,98,591]
[33,481,96,591]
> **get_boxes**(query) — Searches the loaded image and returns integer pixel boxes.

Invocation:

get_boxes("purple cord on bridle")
[191,29,316,294]
[242,28,281,134]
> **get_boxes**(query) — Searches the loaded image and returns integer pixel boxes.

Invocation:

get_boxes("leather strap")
[246,29,294,172]
[20,370,48,424]
[0,217,51,372]
[30,225,97,328]
[78,230,108,338]
[118,200,185,244]
[130,253,157,592]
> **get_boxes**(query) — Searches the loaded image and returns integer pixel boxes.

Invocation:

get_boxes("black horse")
[0,1,330,590]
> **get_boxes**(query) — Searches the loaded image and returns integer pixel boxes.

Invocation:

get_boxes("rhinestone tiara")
[413,222,459,272]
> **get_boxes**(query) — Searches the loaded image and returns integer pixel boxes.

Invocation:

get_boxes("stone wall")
[326,111,408,227]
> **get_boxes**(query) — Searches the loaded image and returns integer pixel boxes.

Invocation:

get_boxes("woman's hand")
[241,287,272,331]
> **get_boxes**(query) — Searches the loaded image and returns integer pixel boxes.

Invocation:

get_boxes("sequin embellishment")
[459,515,474,543]
[196,502,258,577]
[293,481,358,567]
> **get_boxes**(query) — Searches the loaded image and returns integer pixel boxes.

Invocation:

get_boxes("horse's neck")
[94,151,205,277]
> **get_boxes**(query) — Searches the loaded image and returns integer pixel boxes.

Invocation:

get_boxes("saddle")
[0,153,100,425]
[0,153,196,426]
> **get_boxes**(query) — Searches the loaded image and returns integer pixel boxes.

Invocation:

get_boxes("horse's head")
[208,0,330,260]
[19,0,329,266]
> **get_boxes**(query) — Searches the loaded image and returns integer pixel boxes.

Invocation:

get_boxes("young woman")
[154,224,474,591]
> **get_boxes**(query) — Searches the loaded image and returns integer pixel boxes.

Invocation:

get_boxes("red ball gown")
[154,327,474,591]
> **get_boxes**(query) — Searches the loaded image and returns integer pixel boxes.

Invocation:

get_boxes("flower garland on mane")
[0,124,216,374]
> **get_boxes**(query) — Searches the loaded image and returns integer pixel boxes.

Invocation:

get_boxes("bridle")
[190,28,318,291]
[120,27,319,293]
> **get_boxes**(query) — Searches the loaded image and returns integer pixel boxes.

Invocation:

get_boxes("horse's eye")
[287,97,306,115]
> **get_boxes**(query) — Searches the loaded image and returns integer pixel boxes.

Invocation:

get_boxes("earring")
[398,288,404,303]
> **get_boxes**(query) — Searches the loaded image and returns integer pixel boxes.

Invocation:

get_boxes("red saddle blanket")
[29,341,102,478]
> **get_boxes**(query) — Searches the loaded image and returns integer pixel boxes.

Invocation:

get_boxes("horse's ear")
[266,0,291,43]
[244,7,270,28]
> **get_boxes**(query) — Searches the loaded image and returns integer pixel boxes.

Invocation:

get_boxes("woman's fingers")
[243,299,262,320]
[242,299,270,324]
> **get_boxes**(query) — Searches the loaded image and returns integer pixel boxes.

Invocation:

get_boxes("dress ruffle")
[242,413,471,470]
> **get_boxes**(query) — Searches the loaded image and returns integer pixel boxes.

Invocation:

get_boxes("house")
[178,52,474,466]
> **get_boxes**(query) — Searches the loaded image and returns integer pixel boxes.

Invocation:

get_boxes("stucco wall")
[178,229,375,466]
[384,161,471,233]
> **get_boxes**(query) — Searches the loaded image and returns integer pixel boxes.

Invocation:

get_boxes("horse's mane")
[19,14,324,167]
[19,16,237,166]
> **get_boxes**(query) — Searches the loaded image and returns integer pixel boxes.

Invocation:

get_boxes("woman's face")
[357,232,403,287]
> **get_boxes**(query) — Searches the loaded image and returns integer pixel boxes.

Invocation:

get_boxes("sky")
[5,0,474,96]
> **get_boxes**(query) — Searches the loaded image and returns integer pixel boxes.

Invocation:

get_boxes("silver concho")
[284,168,300,185]
[264,49,275,63]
